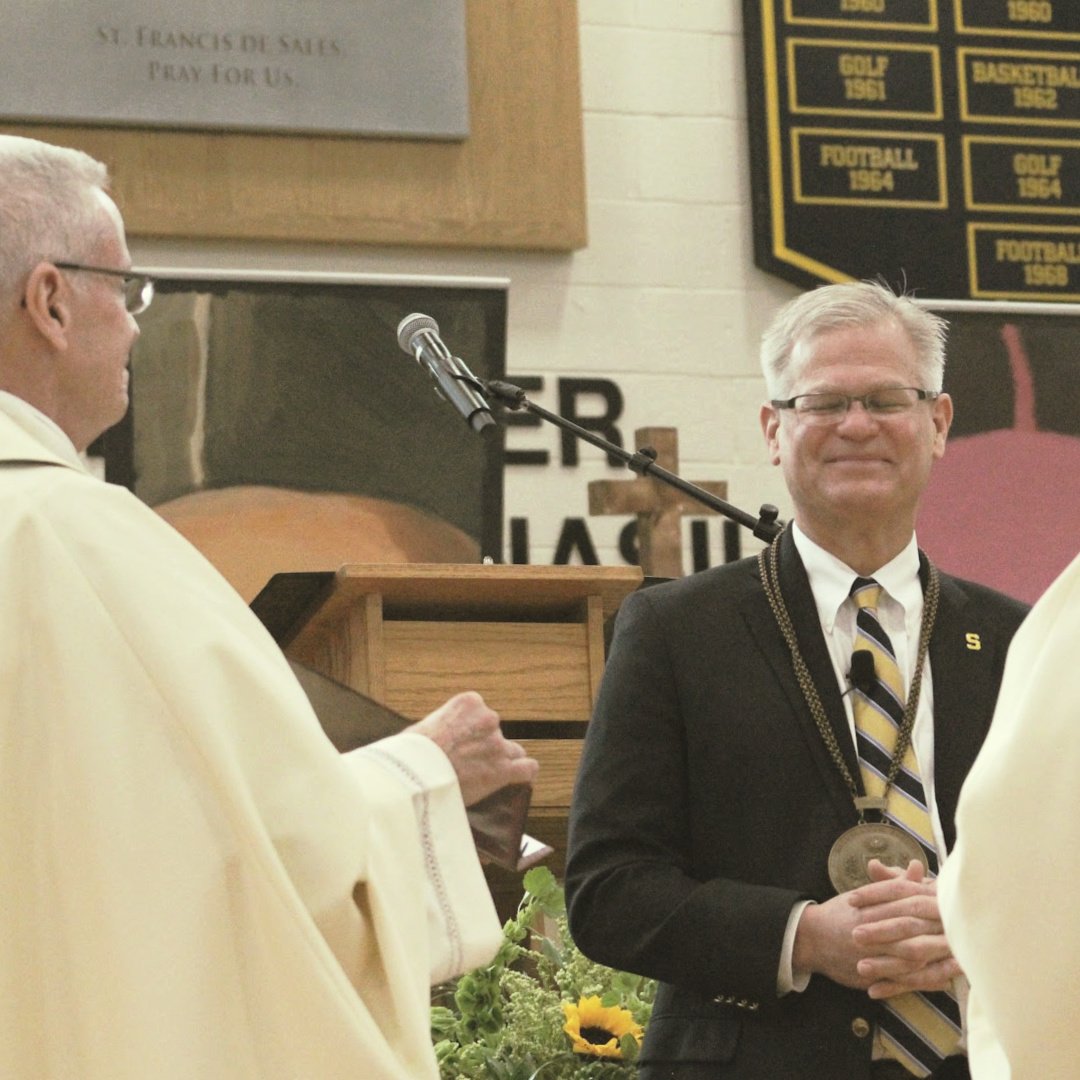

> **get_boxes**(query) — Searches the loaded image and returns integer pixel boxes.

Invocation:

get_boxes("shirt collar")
[791,522,921,632]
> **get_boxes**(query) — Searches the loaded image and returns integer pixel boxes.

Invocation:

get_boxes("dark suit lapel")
[927,563,1002,852]
[741,529,860,824]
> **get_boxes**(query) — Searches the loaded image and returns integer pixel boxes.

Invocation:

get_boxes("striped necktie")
[850,577,961,1078]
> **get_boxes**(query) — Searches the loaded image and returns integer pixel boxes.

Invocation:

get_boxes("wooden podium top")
[251,563,645,647]
[252,562,646,870]
[327,563,643,618]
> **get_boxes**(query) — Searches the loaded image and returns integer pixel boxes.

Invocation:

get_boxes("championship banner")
[743,0,1080,301]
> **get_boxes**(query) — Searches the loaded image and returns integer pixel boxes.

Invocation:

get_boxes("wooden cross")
[587,427,727,579]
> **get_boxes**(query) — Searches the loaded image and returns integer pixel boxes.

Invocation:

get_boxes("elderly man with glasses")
[566,280,1029,1080]
[0,134,537,1079]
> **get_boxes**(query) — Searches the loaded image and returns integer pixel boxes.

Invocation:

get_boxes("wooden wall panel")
[2,0,586,251]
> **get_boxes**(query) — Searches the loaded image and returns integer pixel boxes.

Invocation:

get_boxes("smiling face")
[760,317,953,556]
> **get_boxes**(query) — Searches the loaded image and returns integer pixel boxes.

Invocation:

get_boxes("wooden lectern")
[257,563,643,910]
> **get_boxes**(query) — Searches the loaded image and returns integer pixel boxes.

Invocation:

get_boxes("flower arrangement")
[431,866,657,1079]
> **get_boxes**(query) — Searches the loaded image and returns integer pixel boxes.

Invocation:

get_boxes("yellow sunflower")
[561,995,644,1059]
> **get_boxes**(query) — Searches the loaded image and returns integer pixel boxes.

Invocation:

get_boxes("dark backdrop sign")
[743,0,1080,301]
[93,273,506,601]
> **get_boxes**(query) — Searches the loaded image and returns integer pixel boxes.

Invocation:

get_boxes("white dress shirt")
[779,523,950,993]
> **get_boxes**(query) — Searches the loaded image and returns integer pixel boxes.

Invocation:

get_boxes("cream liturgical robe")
[939,551,1080,1080]
[0,394,502,1079]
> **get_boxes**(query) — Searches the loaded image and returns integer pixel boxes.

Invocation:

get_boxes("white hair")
[759,279,949,398]
[0,135,111,304]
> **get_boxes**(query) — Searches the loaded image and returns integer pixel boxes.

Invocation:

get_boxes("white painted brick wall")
[132,3,802,570]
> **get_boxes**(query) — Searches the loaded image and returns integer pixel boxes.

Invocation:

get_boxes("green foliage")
[431,868,656,1080]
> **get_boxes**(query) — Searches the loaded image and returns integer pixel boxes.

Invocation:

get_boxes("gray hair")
[0,135,111,303]
[759,280,948,398]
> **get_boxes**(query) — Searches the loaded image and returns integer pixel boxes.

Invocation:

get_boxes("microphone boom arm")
[482,378,783,543]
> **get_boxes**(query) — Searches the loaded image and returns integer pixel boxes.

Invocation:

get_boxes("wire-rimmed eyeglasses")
[770,387,939,425]
[53,261,156,315]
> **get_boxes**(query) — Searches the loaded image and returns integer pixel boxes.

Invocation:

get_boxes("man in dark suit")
[565,280,1028,1080]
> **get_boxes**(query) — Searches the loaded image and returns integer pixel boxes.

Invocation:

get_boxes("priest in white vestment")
[939,551,1080,1079]
[0,134,538,1079]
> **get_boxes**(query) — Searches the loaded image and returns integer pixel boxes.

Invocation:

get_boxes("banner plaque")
[743,0,1080,300]
[0,0,468,139]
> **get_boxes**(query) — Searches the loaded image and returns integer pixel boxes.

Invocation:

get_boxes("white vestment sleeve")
[347,731,502,985]
[939,551,1080,1080]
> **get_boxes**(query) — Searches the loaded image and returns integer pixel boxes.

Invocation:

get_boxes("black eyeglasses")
[770,387,939,425]
[53,261,156,315]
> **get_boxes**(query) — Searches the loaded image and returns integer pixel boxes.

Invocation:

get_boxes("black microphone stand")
[479,377,784,544]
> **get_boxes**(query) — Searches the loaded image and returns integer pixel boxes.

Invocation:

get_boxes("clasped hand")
[794,859,961,999]
[408,691,539,806]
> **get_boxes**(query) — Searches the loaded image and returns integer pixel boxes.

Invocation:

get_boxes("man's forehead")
[794,319,914,361]
[787,324,921,389]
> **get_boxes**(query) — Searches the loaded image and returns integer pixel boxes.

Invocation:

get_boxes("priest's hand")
[409,691,539,806]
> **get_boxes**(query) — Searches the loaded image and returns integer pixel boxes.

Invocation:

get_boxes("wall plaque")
[0,0,468,139]
[743,0,1080,300]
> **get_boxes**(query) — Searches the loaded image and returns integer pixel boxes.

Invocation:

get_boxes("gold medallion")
[827,822,929,893]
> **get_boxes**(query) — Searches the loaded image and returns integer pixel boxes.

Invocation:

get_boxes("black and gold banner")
[744,0,1080,299]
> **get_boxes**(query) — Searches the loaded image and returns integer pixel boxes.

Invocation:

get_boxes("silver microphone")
[396,313,496,435]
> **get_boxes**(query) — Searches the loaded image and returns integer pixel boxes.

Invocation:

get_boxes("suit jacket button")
[851,1017,871,1039]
